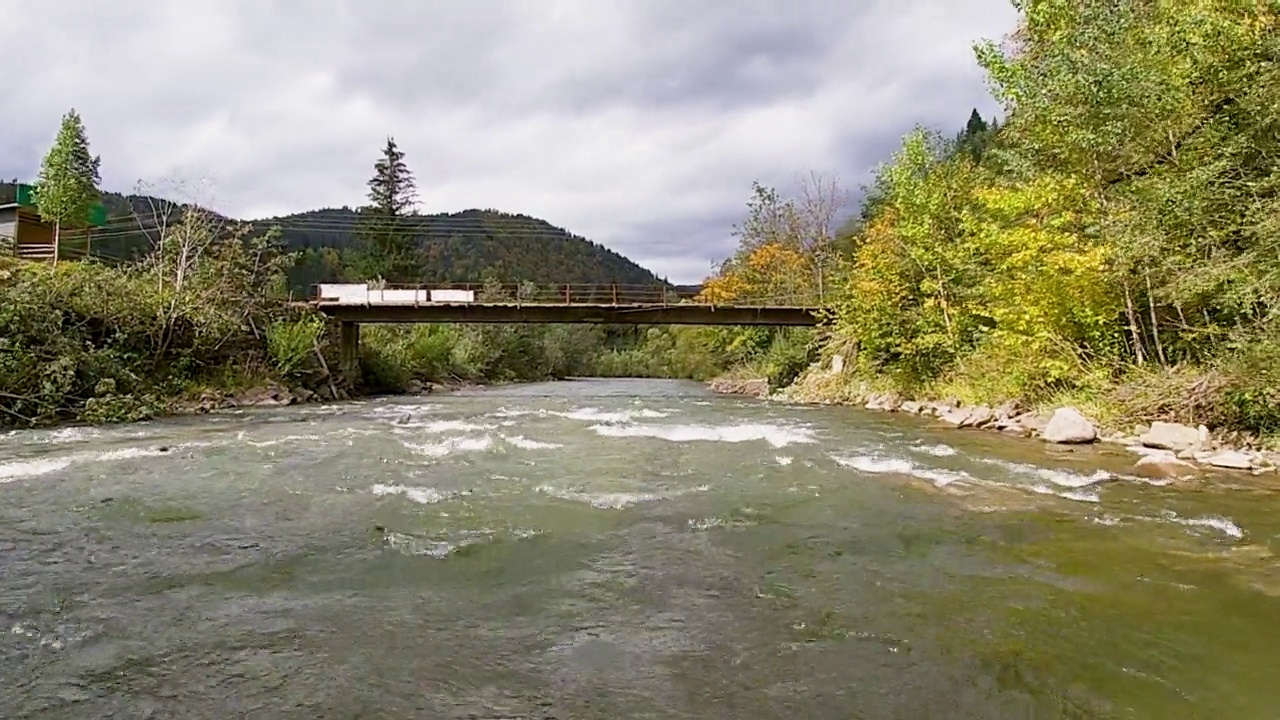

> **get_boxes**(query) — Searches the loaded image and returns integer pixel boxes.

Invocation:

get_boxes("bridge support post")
[338,321,361,383]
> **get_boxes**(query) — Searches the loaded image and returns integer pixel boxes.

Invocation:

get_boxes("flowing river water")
[2,378,1279,718]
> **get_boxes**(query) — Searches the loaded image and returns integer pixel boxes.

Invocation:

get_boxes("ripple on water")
[378,526,542,559]
[391,419,496,433]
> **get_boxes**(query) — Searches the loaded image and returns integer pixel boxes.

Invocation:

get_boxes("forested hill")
[270,206,666,287]
[0,182,669,289]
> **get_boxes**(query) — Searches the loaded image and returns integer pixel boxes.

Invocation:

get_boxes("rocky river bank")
[170,378,453,415]
[709,375,1280,482]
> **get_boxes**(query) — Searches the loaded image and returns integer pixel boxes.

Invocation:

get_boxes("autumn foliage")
[699,0,1280,433]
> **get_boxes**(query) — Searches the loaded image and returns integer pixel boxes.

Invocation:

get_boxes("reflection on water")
[2,378,1279,718]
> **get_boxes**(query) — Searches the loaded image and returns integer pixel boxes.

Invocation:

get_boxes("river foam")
[0,443,199,483]
[371,483,457,505]
[0,457,75,483]
[1163,511,1245,539]
[501,435,563,450]
[404,435,494,458]
[588,421,816,448]
[831,452,973,487]
[536,483,710,509]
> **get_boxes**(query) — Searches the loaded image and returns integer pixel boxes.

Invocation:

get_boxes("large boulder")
[1200,450,1254,470]
[1139,422,1202,452]
[1132,453,1198,479]
[1041,407,1097,444]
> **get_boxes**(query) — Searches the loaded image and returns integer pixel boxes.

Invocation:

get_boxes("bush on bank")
[0,211,757,426]
[0,216,317,425]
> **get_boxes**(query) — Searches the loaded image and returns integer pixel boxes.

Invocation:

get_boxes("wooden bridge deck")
[312,301,818,326]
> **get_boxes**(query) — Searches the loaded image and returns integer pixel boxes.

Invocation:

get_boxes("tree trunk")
[1144,270,1167,366]
[1124,282,1146,365]
[52,220,60,267]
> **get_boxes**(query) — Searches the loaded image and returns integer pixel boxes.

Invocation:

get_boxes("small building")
[0,183,107,262]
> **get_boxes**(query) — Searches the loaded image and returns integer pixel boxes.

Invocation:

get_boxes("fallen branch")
[312,338,339,400]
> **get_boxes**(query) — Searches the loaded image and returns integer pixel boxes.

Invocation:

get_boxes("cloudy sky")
[3,0,1017,283]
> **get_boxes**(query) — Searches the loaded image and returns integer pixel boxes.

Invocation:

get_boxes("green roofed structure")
[0,183,107,262]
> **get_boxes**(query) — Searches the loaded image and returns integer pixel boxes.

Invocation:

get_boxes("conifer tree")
[366,137,418,217]
[34,109,101,264]
[955,108,996,163]
[348,137,420,282]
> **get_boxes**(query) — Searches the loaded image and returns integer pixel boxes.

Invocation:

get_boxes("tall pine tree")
[348,137,420,282]
[34,108,101,265]
[366,137,418,216]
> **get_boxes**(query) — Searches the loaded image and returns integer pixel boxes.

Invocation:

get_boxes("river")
[1,378,1278,718]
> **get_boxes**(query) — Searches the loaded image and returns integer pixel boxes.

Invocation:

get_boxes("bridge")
[303,283,822,374]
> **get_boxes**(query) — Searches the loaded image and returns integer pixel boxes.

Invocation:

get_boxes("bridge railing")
[309,282,821,308]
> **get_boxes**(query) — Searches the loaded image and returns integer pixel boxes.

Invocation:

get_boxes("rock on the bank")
[1041,407,1097,444]
[864,393,902,412]
[1139,422,1204,452]
[233,384,296,407]
[938,405,995,428]
[1008,411,1049,435]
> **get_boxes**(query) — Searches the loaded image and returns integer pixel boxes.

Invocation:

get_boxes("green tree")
[348,137,420,282]
[34,108,102,265]
[366,136,418,216]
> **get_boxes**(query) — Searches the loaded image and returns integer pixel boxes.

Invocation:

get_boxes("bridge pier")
[338,321,361,382]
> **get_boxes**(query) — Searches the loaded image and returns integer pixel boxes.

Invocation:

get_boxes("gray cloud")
[1,0,1018,282]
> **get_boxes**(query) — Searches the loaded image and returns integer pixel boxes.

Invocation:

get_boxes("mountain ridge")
[0,182,673,291]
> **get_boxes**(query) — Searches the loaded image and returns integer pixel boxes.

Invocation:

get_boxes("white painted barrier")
[316,284,476,305]
[430,289,475,303]
[317,283,369,303]
[375,289,429,303]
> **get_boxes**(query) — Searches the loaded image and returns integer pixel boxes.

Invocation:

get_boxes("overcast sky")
[2,0,1017,283]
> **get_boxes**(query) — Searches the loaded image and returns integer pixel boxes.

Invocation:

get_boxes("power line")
[81,209,637,244]
[86,204,617,234]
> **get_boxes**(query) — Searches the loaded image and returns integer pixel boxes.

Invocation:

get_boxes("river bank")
[1,247,688,429]
[708,366,1280,482]
[168,377,456,415]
